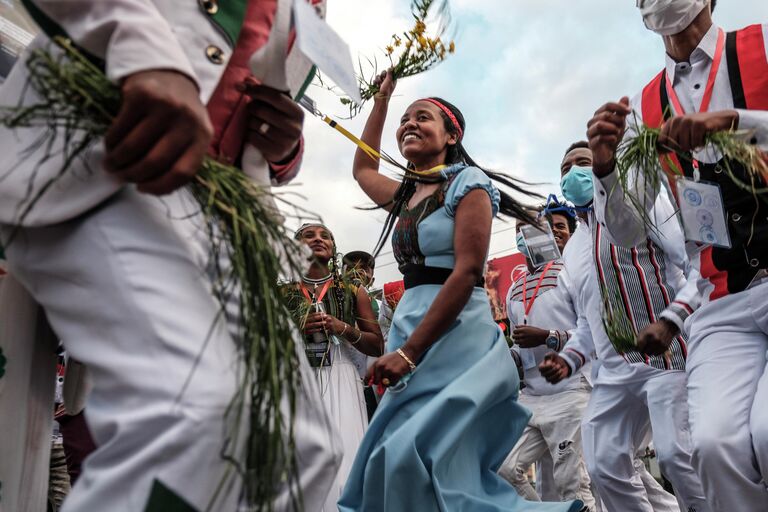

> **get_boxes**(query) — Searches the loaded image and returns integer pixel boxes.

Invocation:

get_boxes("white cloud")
[287,0,768,283]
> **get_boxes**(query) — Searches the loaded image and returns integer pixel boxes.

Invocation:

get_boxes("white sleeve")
[29,1,196,83]
[660,266,701,333]
[592,100,663,248]
[506,284,521,326]
[736,109,768,152]
[559,310,595,375]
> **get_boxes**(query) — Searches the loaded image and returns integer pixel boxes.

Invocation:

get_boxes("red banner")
[485,253,527,321]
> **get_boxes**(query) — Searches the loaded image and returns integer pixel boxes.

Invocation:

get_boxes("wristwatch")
[545,330,559,350]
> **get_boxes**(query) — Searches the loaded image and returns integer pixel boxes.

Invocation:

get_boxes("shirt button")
[750,258,760,268]
[200,0,218,14]
[206,45,225,65]
[732,213,742,222]
[693,83,701,90]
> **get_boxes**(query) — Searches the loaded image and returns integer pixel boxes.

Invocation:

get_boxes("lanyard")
[300,279,332,304]
[664,29,725,180]
[521,261,554,323]
[665,28,724,116]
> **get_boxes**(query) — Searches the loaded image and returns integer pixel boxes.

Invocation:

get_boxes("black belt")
[401,263,485,290]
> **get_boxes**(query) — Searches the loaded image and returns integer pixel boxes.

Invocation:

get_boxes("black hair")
[539,199,577,233]
[372,97,540,256]
[563,140,590,161]
[711,0,716,13]
[343,250,375,270]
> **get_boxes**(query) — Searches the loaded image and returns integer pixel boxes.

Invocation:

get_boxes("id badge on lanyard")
[676,174,732,248]
[666,28,731,249]
[519,262,553,370]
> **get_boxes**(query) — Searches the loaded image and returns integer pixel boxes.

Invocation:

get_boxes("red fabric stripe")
[699,246,729,300]
[594,223,607,291]
[631,246,656,323]
[736,25,768,110]
[630,246,657,366]
[672,300,694,315]
[647,240,672,306]
[610,246,637,331]
[641,71,685,202]
[206,1,277,164]
[641,70,665,129]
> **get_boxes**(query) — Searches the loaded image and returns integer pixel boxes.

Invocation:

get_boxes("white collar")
[665,23,720,85]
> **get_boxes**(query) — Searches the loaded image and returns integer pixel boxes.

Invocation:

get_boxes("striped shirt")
[592,222,687,371]
[508,262,563,304]
[561,193,698,379]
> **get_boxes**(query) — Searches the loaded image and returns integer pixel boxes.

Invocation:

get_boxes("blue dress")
[338,165,582,511]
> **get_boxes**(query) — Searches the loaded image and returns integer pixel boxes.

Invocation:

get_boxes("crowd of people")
[1,0,767,511]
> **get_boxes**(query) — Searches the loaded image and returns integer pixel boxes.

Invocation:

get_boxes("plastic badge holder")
[305,301,332,367]
[675,177,732,249]
[520,223,562,266]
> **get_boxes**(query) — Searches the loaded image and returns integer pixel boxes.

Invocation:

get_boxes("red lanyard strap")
[300,279,333,303]
[521,261,554,320]
[665,28,725,116]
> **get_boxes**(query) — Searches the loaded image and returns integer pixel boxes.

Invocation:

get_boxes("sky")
[288,0,768,284]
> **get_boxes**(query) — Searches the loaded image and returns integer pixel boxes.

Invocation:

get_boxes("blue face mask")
[560,166,595,207]
[516,232,529,258]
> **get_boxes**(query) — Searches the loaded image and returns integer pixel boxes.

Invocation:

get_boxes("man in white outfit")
[587,1,768,509]
[541,142,709,512]
[498,202,595,509]
[0,1,341,510]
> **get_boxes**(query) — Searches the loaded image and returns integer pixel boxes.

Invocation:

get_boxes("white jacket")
[0,0,316,226]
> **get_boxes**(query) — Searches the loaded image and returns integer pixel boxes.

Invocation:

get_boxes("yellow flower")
[414,20,426,35]
[394,37,402,47]
[448,41,456,54]
[418,35,427,48]
[386,45,394,55]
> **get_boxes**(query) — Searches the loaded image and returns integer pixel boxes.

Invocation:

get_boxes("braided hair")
[373,97,539,256]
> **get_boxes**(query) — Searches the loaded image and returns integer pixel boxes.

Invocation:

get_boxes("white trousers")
[686,281,768,511]
[1,188,341,511]
[0,274,58,512]
[499,385,595,508]
[581,371,709,512]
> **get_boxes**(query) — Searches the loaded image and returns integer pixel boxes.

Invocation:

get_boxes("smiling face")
[396,100,458,168]
[560,147,593,178]
[549,212,572,253]
[299,226,334,263]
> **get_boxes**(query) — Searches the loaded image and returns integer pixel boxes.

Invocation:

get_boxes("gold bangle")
[396,348,417,371]
[339,323,348,337]
[351,329,363,345]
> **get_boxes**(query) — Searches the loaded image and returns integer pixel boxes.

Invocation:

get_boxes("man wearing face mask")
[499,201,596,510]
[588,1,768,509]
[540,142,708,512]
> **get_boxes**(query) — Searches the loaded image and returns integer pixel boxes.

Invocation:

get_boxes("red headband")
[420,98,463,140]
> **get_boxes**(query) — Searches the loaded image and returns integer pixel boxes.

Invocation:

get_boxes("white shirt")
[593,23,768,303]
[561,192,695,384]
[506,261,587,395]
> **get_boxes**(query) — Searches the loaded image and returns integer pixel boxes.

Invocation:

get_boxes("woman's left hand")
[367,351,412,388]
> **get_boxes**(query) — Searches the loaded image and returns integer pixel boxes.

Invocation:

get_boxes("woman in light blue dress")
[337,72,583,511]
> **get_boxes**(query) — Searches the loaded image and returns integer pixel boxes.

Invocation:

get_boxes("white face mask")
[636,0,709,36]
